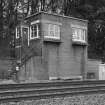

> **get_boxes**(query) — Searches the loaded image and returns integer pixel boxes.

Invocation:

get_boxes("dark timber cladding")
[16,11,88,81]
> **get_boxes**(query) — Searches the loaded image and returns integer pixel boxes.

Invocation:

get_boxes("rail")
[0,80,105,102]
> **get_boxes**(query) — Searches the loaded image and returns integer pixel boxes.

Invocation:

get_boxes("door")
[47,44,58,80]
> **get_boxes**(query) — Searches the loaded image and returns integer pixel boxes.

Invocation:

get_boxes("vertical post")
[81,46,86,80]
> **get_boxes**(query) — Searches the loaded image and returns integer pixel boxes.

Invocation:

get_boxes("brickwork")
[41,12,88,79]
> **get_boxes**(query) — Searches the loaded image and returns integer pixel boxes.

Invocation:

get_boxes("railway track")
[0,80,105,102]
[0,80,105,90]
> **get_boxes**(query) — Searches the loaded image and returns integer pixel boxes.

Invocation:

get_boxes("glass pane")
[80,29,83,41]
[31,24,38,38]
[55,25,60,38]
[72,28,77,39]
[31,26,34,37]
[16,26,21,38]
[22,27,28,37]
[77,29,80,40]
[49,24,54,37]
[33,25,37,37]
[83,30,86,41]
[81,30,83,41]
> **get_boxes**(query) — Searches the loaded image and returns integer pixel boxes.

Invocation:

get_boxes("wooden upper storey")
[15,11,88,46]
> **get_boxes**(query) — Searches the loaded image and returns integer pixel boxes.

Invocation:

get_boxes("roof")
[25,11,88,23]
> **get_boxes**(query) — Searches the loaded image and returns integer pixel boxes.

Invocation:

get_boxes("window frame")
[16,26,21,39]
[30,23,39,40]
[72,27,86,43]
[16,25,29,39]
[21,26,29,37]
[44,24,60,39]
[21,26,29,46]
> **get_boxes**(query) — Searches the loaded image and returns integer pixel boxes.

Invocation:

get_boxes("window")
[30,24,39,39]
[22,27,29,37]
[72,27,86,43]
[16,26,21,39]
[21,26,29,46]
[22,26,29,38]
[16,26,29,39]
[44,24,60,39]
[87,72,95,79]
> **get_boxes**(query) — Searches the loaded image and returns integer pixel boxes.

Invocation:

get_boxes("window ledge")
[44,37,61,43]
[72,41,88,46]
[30,37,40,40]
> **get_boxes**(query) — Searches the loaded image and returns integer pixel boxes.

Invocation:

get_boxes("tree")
[77,0,105,60]
[0,0,3,36]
